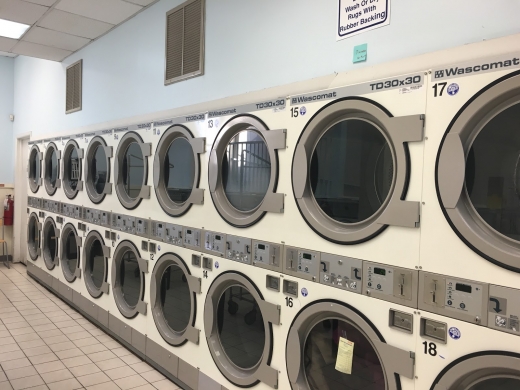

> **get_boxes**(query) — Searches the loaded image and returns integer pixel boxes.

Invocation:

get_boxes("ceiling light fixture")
[0,19,30,39]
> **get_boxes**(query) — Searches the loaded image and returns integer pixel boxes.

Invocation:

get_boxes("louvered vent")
[66,60,82,114]
[165,0,205,85]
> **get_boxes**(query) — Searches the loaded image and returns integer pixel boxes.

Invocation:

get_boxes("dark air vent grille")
[66,60,82,114]
[165,0,204,85]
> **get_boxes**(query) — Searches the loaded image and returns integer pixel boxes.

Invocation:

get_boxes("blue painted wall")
[11,0,520,140]
[0,56,14,184]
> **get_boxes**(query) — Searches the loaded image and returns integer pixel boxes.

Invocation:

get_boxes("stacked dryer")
[416,55,520,389]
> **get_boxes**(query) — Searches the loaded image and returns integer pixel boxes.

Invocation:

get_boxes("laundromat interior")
[1,1,520,389]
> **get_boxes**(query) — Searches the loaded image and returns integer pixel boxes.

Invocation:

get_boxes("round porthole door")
[437,72,520,271]
[28,145,42,193]
[292,98,424,244]
[432,353,520,389]
[42,217,60,270]
[27,213,41,261]
[153,125,205,217]
[286,301,414,390]
[62,140,84,199]
[85,136,112,204]
[208,115,286,227]
[111,240,148,318]
[204,272,280,388]
[60,223,81,283]
[44,143,61,196]
[114,132,151,210]
[150,253,201,345]
[83,231,110,298]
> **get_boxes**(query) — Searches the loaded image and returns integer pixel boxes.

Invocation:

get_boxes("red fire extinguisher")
[4,195,13,226]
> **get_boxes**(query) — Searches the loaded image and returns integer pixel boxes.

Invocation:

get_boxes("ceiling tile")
[23,26,90,51]
[0,36,16,51]
[0,50,17,57]
[38,9,113,39]
[11,40,71,61]
[21,0,56,6]
[123,0,156,6]
[55,0,142,25]
[0,0,49,25]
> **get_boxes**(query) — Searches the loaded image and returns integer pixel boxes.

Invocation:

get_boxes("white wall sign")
[337,0,390,40]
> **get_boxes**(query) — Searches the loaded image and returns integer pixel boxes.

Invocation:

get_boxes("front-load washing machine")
[59,221,83,288]
[201,237,285,390]
[415,309,520,390]
[84,129,115,206]
[111,121,154,214]
[28,141,43,196]
[149,113,206,223]
[27,209,42,265]
[144,241,207,390]
[40,207,63,281]
[103,225,149,353]
[61,135,87,204]
[278,271,417,390]
[420,55,520,289]
[42,138,64,200]
[285,72,426,271]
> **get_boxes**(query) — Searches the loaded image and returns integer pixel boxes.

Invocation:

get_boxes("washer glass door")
[89,239,105,289]
[161,264,191,332]
[122,142,145,200]
[63,230,78,278]
[217,285,265,369]
[120,250,141,308]
[303,318,384,390]
[92,146,108,195]
[46,148,59,190]
[222,130,271,212]
[164,138,195,204]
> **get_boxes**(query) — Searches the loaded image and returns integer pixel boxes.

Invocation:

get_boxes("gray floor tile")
[8,327,35,336]
[55,349,84,360]
[76,372,111,387]
[27,319,53,327]
[97,358,127,371]
[120,354,142,365]
[104,365,137,381]
[40,369,74,384]
[1,316,25,324]
[152,379,181,390]
[87,329,105,337]
[104,340,123,350]
[4,322,30,330]
[0,358,32,371]
[43,335,69,345]
[85,381,120,390]
[34,361,66,374]
[60,326,84,335]
[23,346,53,357]
[0,344,20,354]
[47,378,82,390]
[67,332,90,341]
[140,370,165,383]
[0,380,14,390]
[53,321,77,328]
[130,362,154,374]
[112,347,132,358]
[115,374,148,390]
[72,337,99,348]
[10,375,45,390]
[28,353,59,365]
[19,339,46,350]
[37,330,63,339]
[0,336,16,345]
[49,342,76,352]
[87,351,116,363]
[33,324,57,332]
[61,355,91,369]
[49,316,71,323]
[0,330,8,338]
[68,363,100,378]
[131,384,156,390]
[13,332,41,343]
[23,314,47,322]
[80,344,107,355]
[4,365,38,380]
[0,351,25,363]
[0,371,6,382]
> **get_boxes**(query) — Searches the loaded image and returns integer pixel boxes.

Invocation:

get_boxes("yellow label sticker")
[335,337,354,375]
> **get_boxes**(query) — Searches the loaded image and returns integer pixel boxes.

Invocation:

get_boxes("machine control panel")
[164,223,183,246]
[61,203,82,219]
[418,271,488,326]
[487,285,520,336]
[226,235,252,265]
[135,218,149,238]
[320,253,362,294]
[283,246,320,281]
[28,196,42,209]
[203,230,226,256]
[363,262,418,308]
[86,208,110,227]
[183,227,201,249]
[43,199,60,214]
[252,240,282,272]
[112,214,136,234]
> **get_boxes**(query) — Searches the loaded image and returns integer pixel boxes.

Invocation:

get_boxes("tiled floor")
[0,263,181,390]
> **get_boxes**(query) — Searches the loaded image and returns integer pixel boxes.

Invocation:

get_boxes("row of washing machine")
[25,51,520,390]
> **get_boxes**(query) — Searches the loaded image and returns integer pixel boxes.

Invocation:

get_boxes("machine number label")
[150,254,154,261]
[208,120,214,128]
[422,341,437,356]
[285,297,294,307]
[291,107,299,118]
[432,82,447,97]
[203,270,208,279]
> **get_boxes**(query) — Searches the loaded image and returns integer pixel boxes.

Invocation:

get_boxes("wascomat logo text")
[291,92,337,105]
[435,57,520,79]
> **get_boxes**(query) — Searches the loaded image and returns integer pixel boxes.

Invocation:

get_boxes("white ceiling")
[0,0,158,61]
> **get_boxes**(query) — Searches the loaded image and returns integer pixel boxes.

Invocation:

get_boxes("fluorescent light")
[0,19,30,39]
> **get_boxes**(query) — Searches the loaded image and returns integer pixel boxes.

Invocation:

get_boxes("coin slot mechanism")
[389,309,413,334]
[141,241,149,251]
[149,242,157,254]
[420,318,447,344]
[192,255,201,268]
[266,275,280,292]
[283,280,298,297]
[202,257,212,271]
